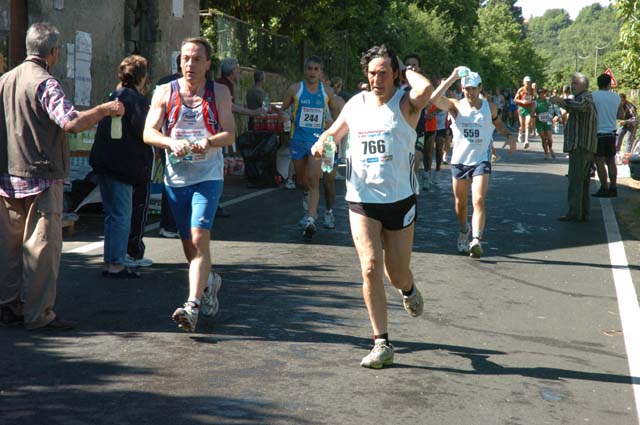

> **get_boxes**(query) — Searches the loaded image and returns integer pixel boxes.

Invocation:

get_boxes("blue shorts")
[451,162,492,180]
[165,180,223,238]
[290,138,315,160]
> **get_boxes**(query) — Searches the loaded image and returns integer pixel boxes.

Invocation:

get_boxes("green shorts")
[536,121,551,132]
[518,106,531,117]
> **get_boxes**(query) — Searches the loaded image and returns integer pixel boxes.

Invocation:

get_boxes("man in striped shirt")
[550,72,598,222]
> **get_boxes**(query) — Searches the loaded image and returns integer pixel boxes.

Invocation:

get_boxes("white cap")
[461,72,482,88]
[523,76,532,82]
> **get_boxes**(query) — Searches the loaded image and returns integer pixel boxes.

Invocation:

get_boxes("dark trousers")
[127,168,151,260]
[567,147,593,221]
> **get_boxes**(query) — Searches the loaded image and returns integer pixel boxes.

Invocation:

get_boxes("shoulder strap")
[165,80,181,135]
[203,79,221,135]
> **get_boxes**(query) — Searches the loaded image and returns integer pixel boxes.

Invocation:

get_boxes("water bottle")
[282,108,291,132]
[168,140,193,165]
[322,136,335,173]
[457,67,470,78]
[262,95,270,113]
[110,96,122,139]
[111,116,122,139]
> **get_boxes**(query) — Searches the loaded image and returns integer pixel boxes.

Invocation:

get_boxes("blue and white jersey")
[290,80,329,143]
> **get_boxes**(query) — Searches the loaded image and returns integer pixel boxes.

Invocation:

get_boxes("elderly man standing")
[0,23,124,329]
[550,73,598,222]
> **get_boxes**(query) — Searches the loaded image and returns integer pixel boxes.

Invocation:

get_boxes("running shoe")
[523,141,530,149]
[124,255,153,268]
[469,238,483,259]
[172,301,199,332]
[298,213,309,228]
[422,173,431,191]
[302,216,316,239]
[360,339,394,369]
[457,229,471,253]
[442,153,448,165]
[159,228,180,238]
[323,210,335,229]
[201,272,222,317]
[401,286,424,317]
[430,171,439,186]
[284,178,296,190]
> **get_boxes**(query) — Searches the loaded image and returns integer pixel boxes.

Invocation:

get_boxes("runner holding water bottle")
[311,46,433,368]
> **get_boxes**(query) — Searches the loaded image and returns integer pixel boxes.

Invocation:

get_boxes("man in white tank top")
[431,67,516,259]
[311,45,433,369]
[144,38,235,332]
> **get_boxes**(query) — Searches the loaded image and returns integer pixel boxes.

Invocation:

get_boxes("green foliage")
[474,1,545,89]
[616,0,640,79]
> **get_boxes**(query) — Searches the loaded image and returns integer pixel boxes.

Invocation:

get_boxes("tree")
[616,0,640,80]
[474,1,544,89]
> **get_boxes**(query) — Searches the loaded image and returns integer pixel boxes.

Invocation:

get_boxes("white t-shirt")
[591,90,620,133]
[343,89,418,203]
[450,99,495,165]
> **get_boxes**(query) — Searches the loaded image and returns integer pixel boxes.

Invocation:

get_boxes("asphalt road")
[2,134,639,425]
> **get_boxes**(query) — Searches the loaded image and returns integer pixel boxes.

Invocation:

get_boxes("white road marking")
[601,198,640,424]
[62,187,278,253]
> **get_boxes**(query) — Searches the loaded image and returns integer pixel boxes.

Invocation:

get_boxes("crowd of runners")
[1,23,634,370]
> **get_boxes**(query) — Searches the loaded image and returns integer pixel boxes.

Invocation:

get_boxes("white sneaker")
[401,286,424,317]
[124,255,153,268]
[323,210,335,229]
[360,339,394,369]
[457,229,470,253]
[302,216,316,239]
[469,238,483,258]
[284,178,296,190]
[422,173,431,191]
[201,272,222,317]
[159,228,180,238]
[523,140,530,149]
[298,213,309,228]
[172,301,199,332]
[442,154,448,165]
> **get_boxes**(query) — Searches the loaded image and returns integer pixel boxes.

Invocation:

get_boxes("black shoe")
[608,187,618,197]
[592,188,610,197]
[104,268,140,279]
[0,304,24,327]
[31,317,78,331]
[216,207,230,218]
[557,215,578,222]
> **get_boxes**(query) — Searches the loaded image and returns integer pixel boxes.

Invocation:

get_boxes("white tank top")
[450,99,494,166]
[165,102,223,187]
[344,89,418,203]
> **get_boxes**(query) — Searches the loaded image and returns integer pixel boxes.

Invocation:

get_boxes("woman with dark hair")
[90,55,152,278]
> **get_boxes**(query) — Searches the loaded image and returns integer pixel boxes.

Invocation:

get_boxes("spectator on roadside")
[246,70,267,131]
[156,54,182,238]
[144,36,234,332]
[550,73,598,222]
[90,55,152,278]
[591,73,624,198]
[617,93,637,157]
[217,57,263,118]
[0,22,124,329]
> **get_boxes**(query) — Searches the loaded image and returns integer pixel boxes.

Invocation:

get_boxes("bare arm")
[143,84,192,157]
[63,100,124,134]
[490,102,516,154]
[430,67,464,117]
[281,83,299,111]
[311,111,350,159]
[207,82,235,148]
[400,69,433,126]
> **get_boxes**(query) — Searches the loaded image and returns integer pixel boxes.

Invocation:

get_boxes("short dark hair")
[304,55,323,69]
[181,37,212,60]
[254,70,265,83]
[597,73,612,89]
[403,53,420,67]
[361,45,400,87]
